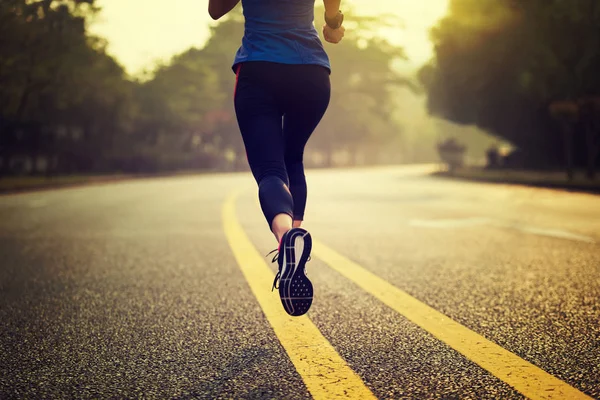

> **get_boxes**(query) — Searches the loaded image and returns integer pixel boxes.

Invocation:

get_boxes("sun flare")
[90,0,449,75]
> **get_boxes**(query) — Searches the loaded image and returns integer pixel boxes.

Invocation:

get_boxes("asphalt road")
[1,165,599,399]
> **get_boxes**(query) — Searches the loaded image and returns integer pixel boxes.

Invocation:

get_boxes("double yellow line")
[222,190,591,400]
[223,192,376,399]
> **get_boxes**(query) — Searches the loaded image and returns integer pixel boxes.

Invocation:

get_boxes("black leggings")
[234,61,331,229]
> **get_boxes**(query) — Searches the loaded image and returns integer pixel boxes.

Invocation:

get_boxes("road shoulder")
[433,167,600,194]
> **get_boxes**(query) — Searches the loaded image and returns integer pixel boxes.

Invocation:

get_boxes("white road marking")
[409,218,596,244]
[513,225,595,244]
[28,199,48,208]
[409,218,492,228]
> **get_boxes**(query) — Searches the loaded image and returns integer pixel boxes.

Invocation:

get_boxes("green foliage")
[0,0,134,174]
[308,7,410,165]
[420,0,600,167]
[1,2,411,175]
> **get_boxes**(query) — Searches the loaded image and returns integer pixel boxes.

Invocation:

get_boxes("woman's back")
[232,0,330,72]
[209,0,345,317]
[242,0,315,30]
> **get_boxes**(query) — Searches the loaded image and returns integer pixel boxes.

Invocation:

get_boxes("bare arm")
[323,0,342,19]
[208,0,240,20]
[322,0,344,44]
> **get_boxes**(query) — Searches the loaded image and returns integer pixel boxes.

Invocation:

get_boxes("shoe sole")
[279,228,313,316]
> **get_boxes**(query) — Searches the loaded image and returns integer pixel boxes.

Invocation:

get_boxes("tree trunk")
[323,143,333,168]
[0,155,11,176]
[580,99,599,180]
[15,82,33,121]
[350,147,359,166]
[562,121,574,180]
[585,121,599,180]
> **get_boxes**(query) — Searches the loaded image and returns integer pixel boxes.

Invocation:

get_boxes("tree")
[0,2,416,175]
[420,0,600,173]
[309,7,412,166]
[0,0,132,175]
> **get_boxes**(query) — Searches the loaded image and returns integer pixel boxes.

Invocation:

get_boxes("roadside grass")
[433,166,600,193]
[0,170,216,194]
[0,175,133,193]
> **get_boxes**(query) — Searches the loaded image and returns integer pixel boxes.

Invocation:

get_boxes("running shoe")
[269,228,313,316]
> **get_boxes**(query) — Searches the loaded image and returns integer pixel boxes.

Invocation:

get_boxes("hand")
[323,24,345,44]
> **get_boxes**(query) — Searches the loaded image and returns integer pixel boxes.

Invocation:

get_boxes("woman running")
[209,0,345,316]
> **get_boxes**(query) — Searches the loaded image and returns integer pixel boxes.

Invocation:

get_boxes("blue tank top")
[232,0,331,73]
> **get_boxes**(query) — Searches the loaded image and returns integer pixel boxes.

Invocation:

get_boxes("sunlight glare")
[90,0,449,75]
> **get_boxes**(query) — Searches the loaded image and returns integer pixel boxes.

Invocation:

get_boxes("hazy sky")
[89,0,449,75]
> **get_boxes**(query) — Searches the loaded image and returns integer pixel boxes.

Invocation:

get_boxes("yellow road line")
[312,241,592,400]
[222,191,376,400]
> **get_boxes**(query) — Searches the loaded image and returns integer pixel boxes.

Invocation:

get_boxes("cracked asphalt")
[1,166,599,399]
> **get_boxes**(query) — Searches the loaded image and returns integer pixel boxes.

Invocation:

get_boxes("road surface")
[1,166,599,399]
